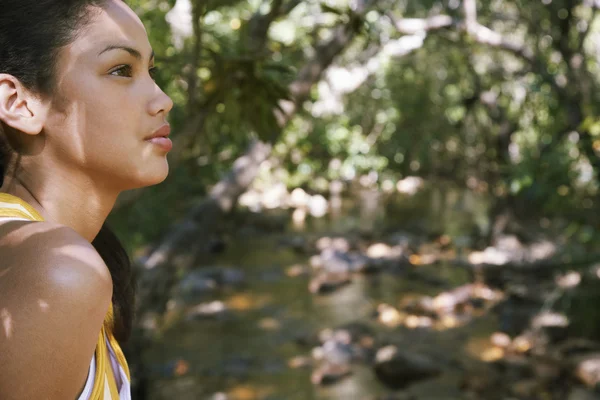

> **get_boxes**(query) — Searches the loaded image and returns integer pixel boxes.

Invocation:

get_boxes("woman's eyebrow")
[98,45,154,62]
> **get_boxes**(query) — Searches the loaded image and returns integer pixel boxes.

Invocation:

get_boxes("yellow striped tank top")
[0,193,131,400]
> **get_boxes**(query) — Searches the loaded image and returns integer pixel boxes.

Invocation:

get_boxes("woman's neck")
[1,174,119,242]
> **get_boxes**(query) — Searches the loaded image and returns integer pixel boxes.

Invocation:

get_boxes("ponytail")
[92,224,136,344]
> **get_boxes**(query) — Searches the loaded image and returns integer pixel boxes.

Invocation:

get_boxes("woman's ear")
[0,74,48,136]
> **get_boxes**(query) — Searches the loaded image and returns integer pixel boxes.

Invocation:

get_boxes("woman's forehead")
[69,0,151,60]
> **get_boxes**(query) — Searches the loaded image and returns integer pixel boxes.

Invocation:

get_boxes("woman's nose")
[148,84,173,117]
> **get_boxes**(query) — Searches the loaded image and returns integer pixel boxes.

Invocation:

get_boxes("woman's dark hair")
[0,0,135,343]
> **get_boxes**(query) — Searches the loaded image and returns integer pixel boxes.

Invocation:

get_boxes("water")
[142,183,497,400]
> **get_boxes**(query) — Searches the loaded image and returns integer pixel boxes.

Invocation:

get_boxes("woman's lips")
[145,124,172,152]
[146,136,173,152]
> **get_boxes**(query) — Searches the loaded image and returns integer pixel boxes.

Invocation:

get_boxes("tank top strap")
[103,303,131,380]
[0,193,44,221]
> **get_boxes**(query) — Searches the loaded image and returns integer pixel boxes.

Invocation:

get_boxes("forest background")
[112,0,600,399]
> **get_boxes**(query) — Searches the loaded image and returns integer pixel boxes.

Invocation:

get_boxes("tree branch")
[245,0,302,53]
[280,0,303,16]
[387,0,534,63]
[386,13,455,34]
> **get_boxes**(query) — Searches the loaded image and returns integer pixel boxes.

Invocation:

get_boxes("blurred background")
[113,0,600,399]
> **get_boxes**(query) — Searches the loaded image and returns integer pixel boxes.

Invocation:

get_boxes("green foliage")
[119,0,600,249]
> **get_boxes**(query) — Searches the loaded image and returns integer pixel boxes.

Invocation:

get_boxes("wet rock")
[318,327,349,343]
[310,363,352,385]
[468,235,557,266]
[318,338,355,365]
[285,264,309,277]
[531,311,569,343]
[177,271,217,300]
[408,253,438,266]
[468,247,512,265]
[528,240,557,263]
[185,300,228,320]
[178,267,246,299]
[468,235,525,265]
[334,321,376,343]
[377,303,406,327]
[318,323,377,362]
[509,333,537,354]
[432,284,476,314]
[571,353,600,388]
[315,236,353,252]
[318,248,378,274]
[308,272,352,294]
[373,345,441,389]
[403,314,432,329]
[309,254,323,269]
[490,332,512,349]
[287,356,313,369]
[313,329,364,365]
[366,242,405,259]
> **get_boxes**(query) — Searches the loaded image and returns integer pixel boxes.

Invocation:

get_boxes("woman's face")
[43,0,174,190]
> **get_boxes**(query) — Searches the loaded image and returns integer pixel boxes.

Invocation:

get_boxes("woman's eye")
[110,65,133,77]
[149,66,159,81]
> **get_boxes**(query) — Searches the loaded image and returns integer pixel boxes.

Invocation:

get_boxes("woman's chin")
[129,161,170,189]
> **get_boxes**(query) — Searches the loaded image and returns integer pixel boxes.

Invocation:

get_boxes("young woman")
[0,0,173,398]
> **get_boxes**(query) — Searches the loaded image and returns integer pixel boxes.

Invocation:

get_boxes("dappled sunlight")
[257,317,281,331]
[225,293,273,312]
[165,0,193,49]
[555,271,582,289]
[225,384,276,400]
[0,308,13,339]
[37,299,50,312]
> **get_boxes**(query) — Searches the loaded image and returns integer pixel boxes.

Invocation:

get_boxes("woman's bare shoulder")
[0,219,113,296]
[0,220,113,399]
